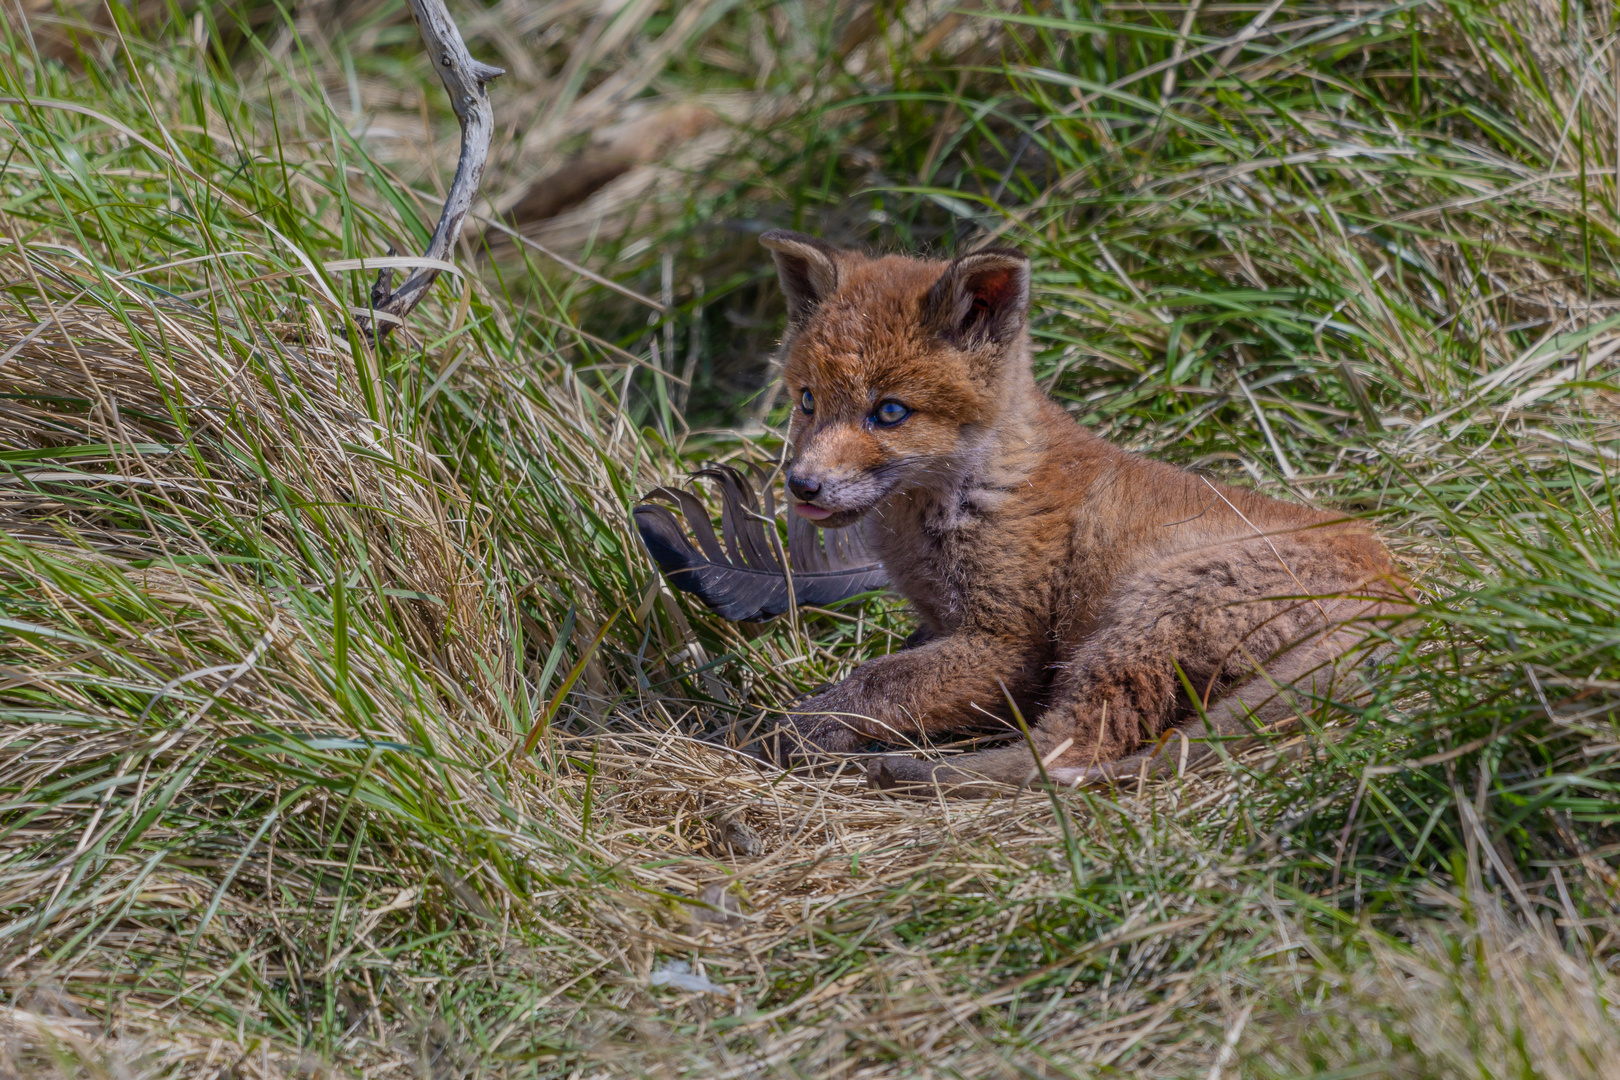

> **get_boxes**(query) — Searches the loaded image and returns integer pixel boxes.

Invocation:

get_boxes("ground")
[0,0,1618,1076]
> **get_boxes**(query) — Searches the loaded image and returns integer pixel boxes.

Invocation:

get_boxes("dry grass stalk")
[2,1,1620,1076]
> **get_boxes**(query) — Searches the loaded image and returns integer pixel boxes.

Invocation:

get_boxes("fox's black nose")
[787,474,821,502]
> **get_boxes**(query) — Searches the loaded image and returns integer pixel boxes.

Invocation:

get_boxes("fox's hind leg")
[869,537,1406,797]
[1045,615,1401,786]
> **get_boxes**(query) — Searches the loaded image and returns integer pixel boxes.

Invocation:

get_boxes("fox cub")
[760,230,1409,795]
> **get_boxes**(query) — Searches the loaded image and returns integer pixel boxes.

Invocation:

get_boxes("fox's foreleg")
[771,632,1039,759]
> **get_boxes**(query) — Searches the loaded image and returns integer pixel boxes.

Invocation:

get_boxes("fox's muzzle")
[786,426,895,526]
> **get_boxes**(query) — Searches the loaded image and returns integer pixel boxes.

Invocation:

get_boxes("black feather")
[634,464,887,622]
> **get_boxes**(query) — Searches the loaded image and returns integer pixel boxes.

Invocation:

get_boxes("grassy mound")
[2,1,1619,1076]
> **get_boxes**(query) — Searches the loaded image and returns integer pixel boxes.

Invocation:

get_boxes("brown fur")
[759,231,1411,796]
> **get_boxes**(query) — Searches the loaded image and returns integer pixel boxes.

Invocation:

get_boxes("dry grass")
[1,0,1619,1076]
[1255,887,1620,1079]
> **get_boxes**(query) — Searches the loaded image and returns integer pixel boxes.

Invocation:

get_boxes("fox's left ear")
[925,248,1030,349]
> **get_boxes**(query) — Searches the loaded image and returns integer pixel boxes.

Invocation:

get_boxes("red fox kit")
[760,230,1409,795]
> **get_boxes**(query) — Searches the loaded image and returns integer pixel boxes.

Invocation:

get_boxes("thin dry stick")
[1205,1000,1255,1080]
[366,0,504,341]
[1216,0,1285,69]
[1235,372,1297,479]
[1160,0,1203,99]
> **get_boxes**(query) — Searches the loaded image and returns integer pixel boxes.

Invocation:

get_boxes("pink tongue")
[793,503,833,520]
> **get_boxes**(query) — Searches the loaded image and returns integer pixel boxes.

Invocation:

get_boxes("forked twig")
[365,0,503,341]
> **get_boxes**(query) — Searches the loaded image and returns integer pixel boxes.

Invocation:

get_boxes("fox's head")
[761,231,1034,528]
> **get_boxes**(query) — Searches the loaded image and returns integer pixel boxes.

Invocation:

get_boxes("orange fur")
[759,231,1410,796]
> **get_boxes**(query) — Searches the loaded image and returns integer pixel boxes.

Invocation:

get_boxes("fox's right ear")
[925,248,1031,350]
[761,230,839,327]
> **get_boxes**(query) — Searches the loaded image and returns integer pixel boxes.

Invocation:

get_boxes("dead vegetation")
[1,0,1619,1076]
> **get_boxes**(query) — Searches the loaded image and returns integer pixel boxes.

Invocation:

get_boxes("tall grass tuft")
[1,0,1618,1076]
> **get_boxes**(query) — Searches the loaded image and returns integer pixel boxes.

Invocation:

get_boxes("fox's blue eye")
[872,400,910,427]
[801,389,815,415]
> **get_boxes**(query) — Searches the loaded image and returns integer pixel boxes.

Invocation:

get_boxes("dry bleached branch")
[366,0,503,341]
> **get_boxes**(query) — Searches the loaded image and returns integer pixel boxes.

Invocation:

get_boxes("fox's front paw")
[760,686,867,765]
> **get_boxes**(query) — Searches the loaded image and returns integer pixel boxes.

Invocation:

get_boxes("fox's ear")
[925,248,1030,349]
[761,230,839,327]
